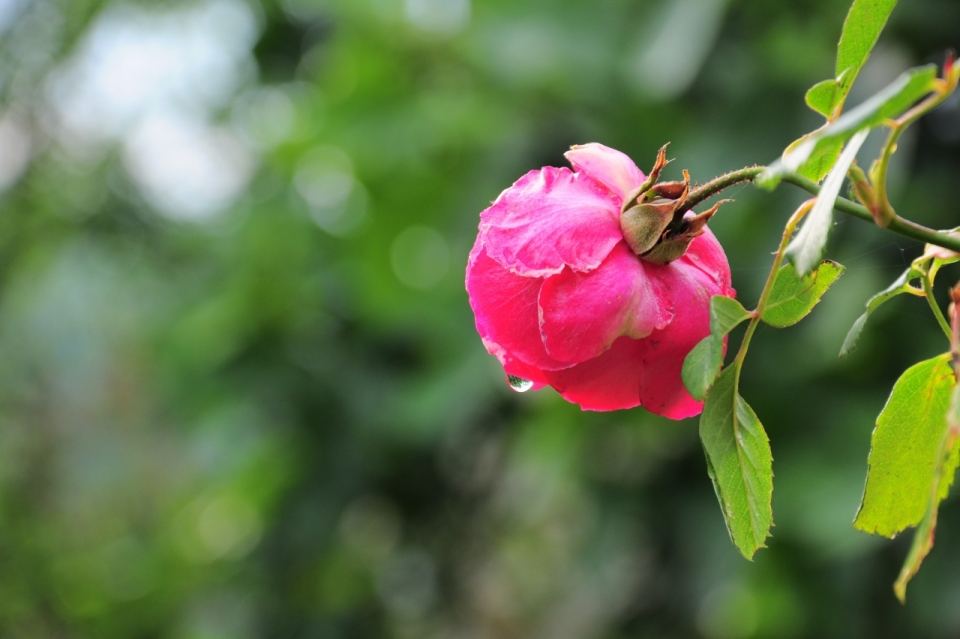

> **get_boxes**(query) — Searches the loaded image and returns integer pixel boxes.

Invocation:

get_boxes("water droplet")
[507,375,533,393]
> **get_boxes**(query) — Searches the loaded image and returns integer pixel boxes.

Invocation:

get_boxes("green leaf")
[806,79,842,118]
[894,496,937,603]
[854,354,955,538]
[758,65,936,188]
[797,0,900,132]
[684,338,723,403]
[710,295,752,337]
[791,66,934,171]
[761,261,845,328]
[682,296,751,401]
[700,366,773,559]
[839,265,922,357]
[785,129,869,276]
[836,0,899,98]
[796,137,844,183]
[803,0,899,123]
[805,68,854,120]
[894,378,960,602]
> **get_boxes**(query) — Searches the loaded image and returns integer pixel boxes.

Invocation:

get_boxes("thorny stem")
[732,201,815,373]
[684,166,960,254]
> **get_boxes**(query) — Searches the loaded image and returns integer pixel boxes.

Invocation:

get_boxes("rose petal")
[543,336,645,411]
[564,143,646,203]
[675,227,735,296]
[466,237,571,372]
[539,242,673,363]
[480,337,548,390]
[543,231,734,418]
[634,256,730,420]
[479,166,623,277]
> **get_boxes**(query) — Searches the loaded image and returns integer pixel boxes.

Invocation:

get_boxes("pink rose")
[465,143,735,418]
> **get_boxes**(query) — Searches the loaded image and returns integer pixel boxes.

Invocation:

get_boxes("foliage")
[0,0,958,636]
[680,0,960,601]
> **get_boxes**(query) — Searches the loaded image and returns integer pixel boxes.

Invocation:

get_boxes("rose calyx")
[620,148,729,265]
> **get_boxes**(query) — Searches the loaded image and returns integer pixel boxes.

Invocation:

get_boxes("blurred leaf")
[802,0,898,123]
[806,79,843,118]
[854,354,955,537]
[797,137,844,183]
[700,366,773,559]
[894,380,960,602]
[836,0,899,100]
[840,265,923,357]
[683,296,751,401]
[805,68,854,120]
[894,492,937,603]
[761,261,844,328]
[759,66,936,188]
[785,129,869,276]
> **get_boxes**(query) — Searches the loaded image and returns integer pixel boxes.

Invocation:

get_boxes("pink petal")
[676,227,735,296]
[634,251,731,420]
[564,143,646,203]
[480,337,548,391]
[539,242,673,363]
[466,237,571,372]
[543,337,646,411]
[479,167,623,277]
[542,229,734,418]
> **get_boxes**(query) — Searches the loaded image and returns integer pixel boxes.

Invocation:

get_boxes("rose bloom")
[465,143,734,419]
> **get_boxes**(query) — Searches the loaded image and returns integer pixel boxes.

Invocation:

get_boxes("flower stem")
[684,166,960,254]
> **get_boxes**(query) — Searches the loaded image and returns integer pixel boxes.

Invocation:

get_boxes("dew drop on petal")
[507,375,533,392]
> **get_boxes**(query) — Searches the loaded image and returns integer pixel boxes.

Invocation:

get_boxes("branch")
[685,166,960,254]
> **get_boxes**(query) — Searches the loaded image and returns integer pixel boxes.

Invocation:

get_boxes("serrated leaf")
[836,0,899,98]
[759,65,936,188]
[761,260,844,327]
[700,366,773,559]
[854,354,955,538]
[785,129,869,276]
[840,265,922,357]
[682,296,751,401]
[894,377,960,602]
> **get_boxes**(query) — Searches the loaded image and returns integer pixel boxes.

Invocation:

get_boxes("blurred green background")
[1,0,960,636]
